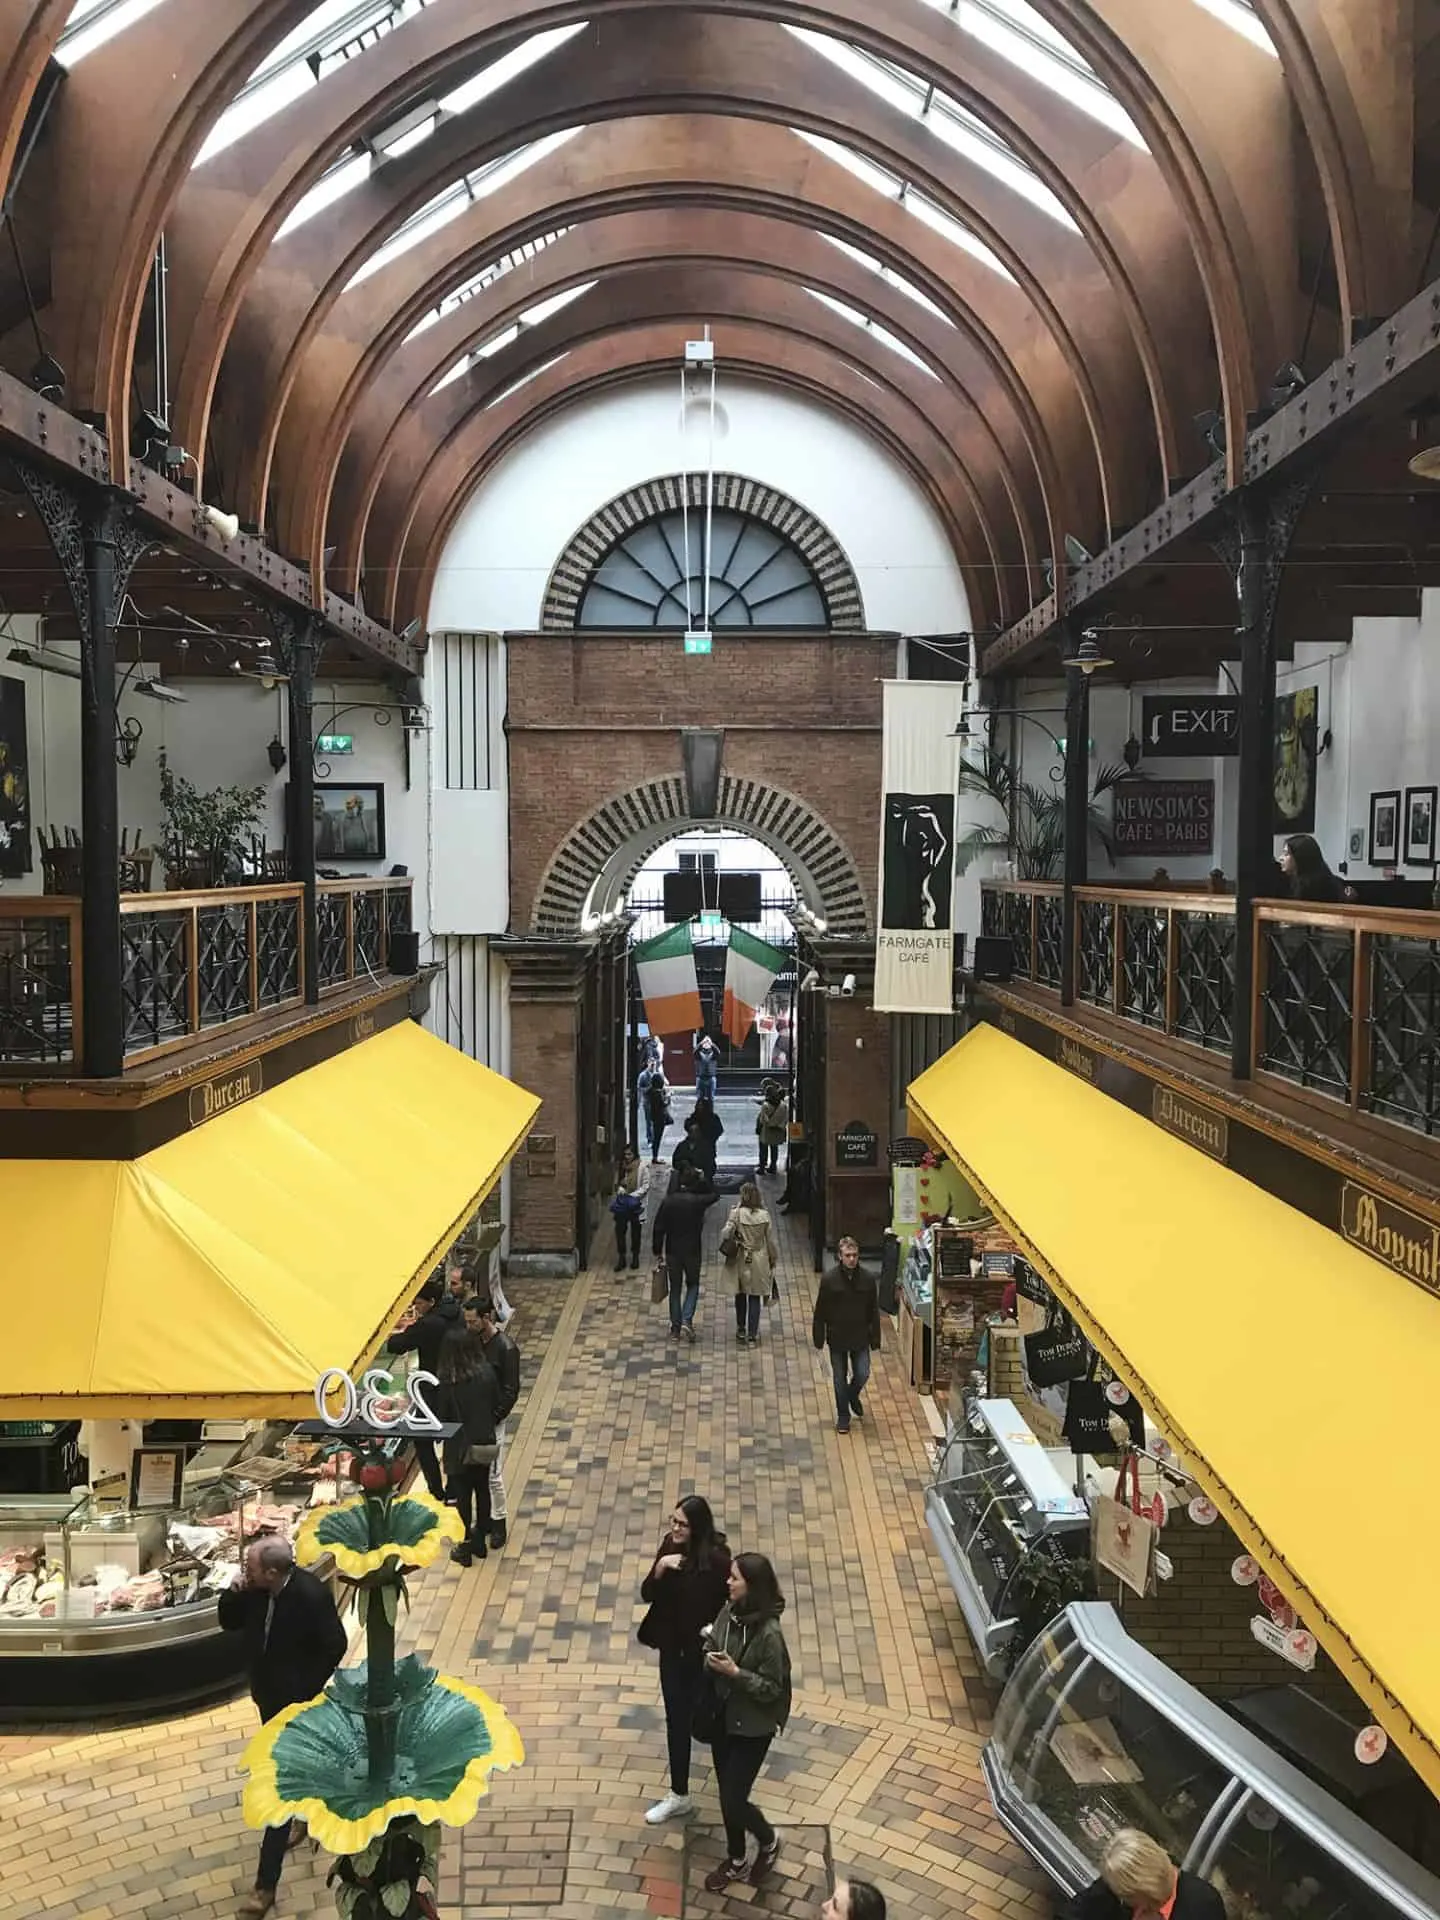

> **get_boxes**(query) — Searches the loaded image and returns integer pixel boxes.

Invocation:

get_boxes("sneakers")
[681,1324,696,1343]
[735,1328,748,1344]
[751,1837,781,1883]
[645,1793,694,1825]
[703,1858,750,1891]
[669,1325,681,1340]
[849,1397,865,1421]
[451,1541,487,1565]
[836,1418,851,1434]
[489,1521,507,1549]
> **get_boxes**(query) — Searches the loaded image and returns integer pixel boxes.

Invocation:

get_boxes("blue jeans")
[831,1345,871,1425]
[735,1292,762,1337]
[667,1252,701,1330]
[696,1071,717,1099]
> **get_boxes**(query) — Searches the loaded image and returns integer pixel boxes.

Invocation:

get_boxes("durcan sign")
[1113,780,1215,857]
[1141,695,1240,757]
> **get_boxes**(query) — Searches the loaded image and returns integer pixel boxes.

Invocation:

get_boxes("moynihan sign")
[1340,1183,1440,1298]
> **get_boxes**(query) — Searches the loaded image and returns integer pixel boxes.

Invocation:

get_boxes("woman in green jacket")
[701,1551,792,1891]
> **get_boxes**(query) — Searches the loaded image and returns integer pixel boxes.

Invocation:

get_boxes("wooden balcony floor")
[987,980,1440,1209]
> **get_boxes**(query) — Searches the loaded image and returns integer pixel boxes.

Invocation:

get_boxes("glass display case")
[925,1398,1089,1679]
[0,1426,397,1719]
[985,1603,1440,1920]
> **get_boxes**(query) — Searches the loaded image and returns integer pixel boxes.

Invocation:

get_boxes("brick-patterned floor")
[0,1196,1053,1920]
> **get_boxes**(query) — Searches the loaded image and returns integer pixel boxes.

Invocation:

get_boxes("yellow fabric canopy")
[0,1022,539,1419]
[909,1023,1440,1796]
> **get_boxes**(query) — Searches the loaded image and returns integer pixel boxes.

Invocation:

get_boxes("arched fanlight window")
[576,508,829,628]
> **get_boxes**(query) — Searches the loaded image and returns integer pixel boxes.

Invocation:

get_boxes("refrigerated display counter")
[984,1603,1440,1920]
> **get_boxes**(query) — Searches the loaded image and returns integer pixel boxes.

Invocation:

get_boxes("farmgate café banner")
[875,680,964,1014]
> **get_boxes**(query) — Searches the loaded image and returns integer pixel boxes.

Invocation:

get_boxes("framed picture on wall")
[311,781,386,860]
[0,674,32,878]
[1272,685,1318,834]
[1404,786,1437,867]
[1369,789,1401,867]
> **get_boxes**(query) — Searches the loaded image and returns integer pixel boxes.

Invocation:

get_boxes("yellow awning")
[909,1023,1440,1795]
[0,1022,539,1419]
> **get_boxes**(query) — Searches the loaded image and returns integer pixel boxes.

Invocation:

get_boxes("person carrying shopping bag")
[611,1145,651,1273]
[721,1181,779,1346]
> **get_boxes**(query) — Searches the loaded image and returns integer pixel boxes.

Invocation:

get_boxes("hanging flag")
[875,680,966,1013]
[634,922,703,1036]
[721,926,787,1046]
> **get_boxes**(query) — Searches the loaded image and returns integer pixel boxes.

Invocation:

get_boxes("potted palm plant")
[955,742,1132,879]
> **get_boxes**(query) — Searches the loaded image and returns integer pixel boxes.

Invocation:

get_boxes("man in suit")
[219,1537,347,1917]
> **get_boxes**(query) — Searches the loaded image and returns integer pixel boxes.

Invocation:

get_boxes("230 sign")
[313,1366,443,1432]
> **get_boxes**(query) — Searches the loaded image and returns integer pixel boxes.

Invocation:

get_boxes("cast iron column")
[1060,648,1090,1007]
[79,495,125,1075]
[286,620,321,1005]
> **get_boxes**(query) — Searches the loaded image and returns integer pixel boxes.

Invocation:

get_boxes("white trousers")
[489,1417,509,1521]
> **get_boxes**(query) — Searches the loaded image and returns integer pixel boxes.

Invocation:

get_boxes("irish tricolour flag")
[722,927,787,1046]
[635,923,703,1036]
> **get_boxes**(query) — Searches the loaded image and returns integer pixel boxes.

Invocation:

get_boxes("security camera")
[799,968,820,992]
[841,973,856,997]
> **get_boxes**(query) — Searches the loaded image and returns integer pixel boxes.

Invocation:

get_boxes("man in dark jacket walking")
[385,1274,460,1497]
[464,1295,521,1549]
[219,1537,347,1916]
[653,1164,719,1341]
[812,1236,881,1433]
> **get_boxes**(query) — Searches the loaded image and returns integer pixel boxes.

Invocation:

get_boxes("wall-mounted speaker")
[390,931,420,976]
[972,936,1014,983]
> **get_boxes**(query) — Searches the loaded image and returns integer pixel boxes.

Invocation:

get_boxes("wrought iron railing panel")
[1174,912,1235,1054]
[1035,893,1063,989]
[386,885,412,942]
[121,911,190,1052]
[353,890,383,976]
[256,896,302,1007]
[1367,934,1440,1136]
[1118,905,1167,1028]
[197,902,252,1029]
[1001,889,1033,981]
[0,914,76,1064]
[980,886,1003,943]
[317,890,350,989]
[1259,920,1353,1100]
[1076,899,1115,1008]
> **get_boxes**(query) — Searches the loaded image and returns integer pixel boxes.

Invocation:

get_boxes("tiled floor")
[0,1196,1053,1920]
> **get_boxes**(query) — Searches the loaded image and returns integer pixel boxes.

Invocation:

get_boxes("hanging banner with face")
[0,677,31,879]
[875,681,963,1013]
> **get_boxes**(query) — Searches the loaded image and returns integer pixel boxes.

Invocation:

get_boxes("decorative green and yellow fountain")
[239,1437,523,1920]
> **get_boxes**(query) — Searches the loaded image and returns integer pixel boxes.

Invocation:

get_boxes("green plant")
[157,752,265,875]
[1004,1538,1095,1675]
[955,742,1134,880]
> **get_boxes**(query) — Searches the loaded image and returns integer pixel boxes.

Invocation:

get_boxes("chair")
[38,827,83,896]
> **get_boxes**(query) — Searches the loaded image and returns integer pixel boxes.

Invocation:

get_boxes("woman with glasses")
[637,1494,731,1827]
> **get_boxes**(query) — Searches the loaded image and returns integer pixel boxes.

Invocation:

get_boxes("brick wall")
[506,632,887,931]
[506,967,583,1260]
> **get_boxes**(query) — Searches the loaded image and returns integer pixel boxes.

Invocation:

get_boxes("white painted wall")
[425,376,971,636]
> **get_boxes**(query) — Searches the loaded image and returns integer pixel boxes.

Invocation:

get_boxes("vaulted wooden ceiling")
[0,0,1430,657]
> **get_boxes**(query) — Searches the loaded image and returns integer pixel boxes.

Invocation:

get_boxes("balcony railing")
[980,882,1440,1141]
[0,878,413,1072]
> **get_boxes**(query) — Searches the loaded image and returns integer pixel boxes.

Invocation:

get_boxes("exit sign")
[684,631,713,655]
[316,733,353,754]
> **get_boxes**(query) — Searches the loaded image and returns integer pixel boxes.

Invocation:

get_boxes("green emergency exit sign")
[316,733,353,754]
[684,631,713,655]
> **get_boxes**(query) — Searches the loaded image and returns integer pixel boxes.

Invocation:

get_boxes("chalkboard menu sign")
[834,1120,879,1167]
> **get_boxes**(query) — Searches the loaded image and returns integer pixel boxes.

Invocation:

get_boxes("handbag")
[1024,1305,1091,1387]
[464,1442,499,1466]
[1091,1451,1154,1598]
[1014,1258,1048,1305]
[1063,1355,1145,1454]
[719,1219,739,1261]
[650,1260,670,1305]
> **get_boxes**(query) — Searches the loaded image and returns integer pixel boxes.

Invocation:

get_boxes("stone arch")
[541,473,866,631]
[531,773,870,938]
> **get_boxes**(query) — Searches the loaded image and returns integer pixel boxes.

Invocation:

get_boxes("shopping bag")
[1024,1306,1091,1387]
[650,1261,670,1305]
[1064,1356,1145,1453]
[1091,1453,1154,1597]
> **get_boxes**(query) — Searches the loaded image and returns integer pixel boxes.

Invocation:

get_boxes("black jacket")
[653,1182,719,1261]
[637,1537,732,1655]
[217,1567,347,1720]
[482,1327,521,1422]
[812,1260,882,1352]
[1069,1873,1225,1920]
[386,1295,461,1374]
[438,1365,499,1476]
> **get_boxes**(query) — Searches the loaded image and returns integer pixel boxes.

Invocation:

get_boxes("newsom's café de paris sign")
[1112,780,1215,860]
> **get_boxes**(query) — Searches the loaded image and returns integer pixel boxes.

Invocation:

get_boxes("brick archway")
[532,773,870,937]
[541,473,866,631]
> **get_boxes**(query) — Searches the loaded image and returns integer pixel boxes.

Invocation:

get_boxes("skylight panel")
[276,154,372,238]
[915,0,1145,145]
[438,26,586,115]
[808,290,941,380]
[796,132,1015,283]
[428,285,593,394]
[344,129,581,288]
[486,355,567,409]
[1192,0,1279,53]
[405,231,571,341]
[56,0,166,66]
[821,236,954,324]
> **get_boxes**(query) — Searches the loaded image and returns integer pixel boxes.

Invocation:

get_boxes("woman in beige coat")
[724,1181,779,1346]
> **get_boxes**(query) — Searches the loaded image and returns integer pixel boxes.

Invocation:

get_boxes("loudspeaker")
[390,930,420,976]
[972,935,1014,983]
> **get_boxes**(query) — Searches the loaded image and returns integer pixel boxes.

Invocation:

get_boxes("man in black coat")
[218,1537,347,1916]
[385,1274,460,1496]
[812,1236,882,1433]
[652,1164,719,1342]
[464,1295,521,1549]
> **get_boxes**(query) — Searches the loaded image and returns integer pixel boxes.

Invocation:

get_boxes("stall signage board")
[1152,1086,1229,1163]
[1251,1615,1317,1670]
[1113,780,1215,857]
[129,1447,185,1511]
[1340,1182,1440,1300]
[835,1120,879,1167]
[1141,695,1240,757]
